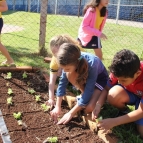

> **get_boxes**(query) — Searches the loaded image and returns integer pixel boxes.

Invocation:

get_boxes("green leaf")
[13,112,22,120]
[35,95,41,102]
[7,97,13,105]
[96,116,103,123]
[5,72,12,79]
[47,137,58,143]
[28,88,36,94]
[22,71,27,79]
[41,104,50,112]
[7,88,13,95]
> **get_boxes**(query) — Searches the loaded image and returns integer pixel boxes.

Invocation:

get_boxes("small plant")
[13,112,22,120]
[41,104,50,112]
[7,97,13,105]
[95,116,103,123]
[44,137,58,143]
[5,72,12,79]
[22,71,27,79]
[7,88,13,95]
[35,95,41,102]
[28,88,36,94]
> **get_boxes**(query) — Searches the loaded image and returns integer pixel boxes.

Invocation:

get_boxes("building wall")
[6,0,143,22]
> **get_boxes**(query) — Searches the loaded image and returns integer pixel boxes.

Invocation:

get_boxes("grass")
[0,10,143,142]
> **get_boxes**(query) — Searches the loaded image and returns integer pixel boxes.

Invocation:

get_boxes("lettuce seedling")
[35,95,41,102]
[7,88,13,95]
[7,97,13,105]
[22,71,27,79]
[13,112,22,120]
[28,88,36,94]
[41,104,50,112]
[47,137,58,143]
[5,72,12,79]
[95,116,103,123]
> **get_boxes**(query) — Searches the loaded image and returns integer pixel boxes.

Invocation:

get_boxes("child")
[0,0,15,66]
[47,35,84,109]
[78,0,109,60]
[50,43,108,124]
[92,49,143,138]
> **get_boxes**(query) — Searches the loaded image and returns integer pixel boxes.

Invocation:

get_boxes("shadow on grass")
[2,45,52,68]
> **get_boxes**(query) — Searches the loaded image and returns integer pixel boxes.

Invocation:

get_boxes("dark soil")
[0,70,105,143]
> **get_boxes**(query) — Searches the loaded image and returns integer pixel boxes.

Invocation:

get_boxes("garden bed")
[0,67,106,143]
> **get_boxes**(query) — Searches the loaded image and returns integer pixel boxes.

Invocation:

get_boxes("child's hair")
[109,49,140,78]
[83,0,107,16]
[50,34,79,52]
[57,43,88,87]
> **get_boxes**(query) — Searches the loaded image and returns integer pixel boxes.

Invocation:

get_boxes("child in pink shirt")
[78,0,109,60]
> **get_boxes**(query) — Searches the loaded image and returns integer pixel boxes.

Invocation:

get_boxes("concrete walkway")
[2,24,24,33]
[107,19,143,28]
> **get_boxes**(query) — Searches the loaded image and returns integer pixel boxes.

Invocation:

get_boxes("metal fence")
[1,0,143,68]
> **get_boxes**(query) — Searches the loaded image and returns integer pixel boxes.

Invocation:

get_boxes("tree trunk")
[39,0,48,56]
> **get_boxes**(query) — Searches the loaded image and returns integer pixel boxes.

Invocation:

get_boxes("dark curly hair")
[83,0,107,17]
[57,43,88,88]
[109,49,140,78]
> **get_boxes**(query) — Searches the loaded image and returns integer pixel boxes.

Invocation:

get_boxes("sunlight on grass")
[0,11,143,142]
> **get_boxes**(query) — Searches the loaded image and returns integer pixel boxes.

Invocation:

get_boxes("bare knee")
[107,85,130,109]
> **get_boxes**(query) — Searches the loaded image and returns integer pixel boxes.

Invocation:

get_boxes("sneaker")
[115,106,130,117]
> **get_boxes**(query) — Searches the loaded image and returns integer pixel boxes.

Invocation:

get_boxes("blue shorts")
[122,86,143,125]
[95,68,108,91]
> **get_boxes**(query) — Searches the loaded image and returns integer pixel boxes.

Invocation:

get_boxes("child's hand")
[57,112,73,125]
[46,99,55,109]
[97,118,115,132]
[100,33,107,40]
[92,103,101,120]
[50,106,61,123]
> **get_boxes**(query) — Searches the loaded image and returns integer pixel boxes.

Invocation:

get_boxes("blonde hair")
[50,34,80,52]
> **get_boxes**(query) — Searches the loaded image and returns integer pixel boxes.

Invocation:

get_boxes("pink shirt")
[78,7,107,46]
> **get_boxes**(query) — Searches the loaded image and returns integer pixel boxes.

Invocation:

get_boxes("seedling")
[5,72,12,79]
[7,97,13,105]
[41,104,50,112]
[28,88,36,94]
[35,95,41,102]
[44,137,58,143]
[7,88,13,95]
[95,116,103,123]
[13,112,22,120]
[22,71,27,79]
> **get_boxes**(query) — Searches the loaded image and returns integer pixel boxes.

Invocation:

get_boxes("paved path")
[107,19,143,28]
[2,24,24,33]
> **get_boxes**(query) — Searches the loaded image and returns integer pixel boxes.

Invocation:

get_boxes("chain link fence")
[1,0,143,68]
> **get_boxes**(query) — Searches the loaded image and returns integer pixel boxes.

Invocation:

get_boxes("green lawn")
[0,10,143,142]
[1,10,143,68]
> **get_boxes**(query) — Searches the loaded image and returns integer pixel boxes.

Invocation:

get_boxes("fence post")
[39,0,48,56]
[55,0,58,15]
[13,0,16,11]
[37,0,40,13]
[28,0,31,12]
[116,0,121,24]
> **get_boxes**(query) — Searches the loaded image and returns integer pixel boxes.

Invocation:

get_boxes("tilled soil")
[0,70,105,143]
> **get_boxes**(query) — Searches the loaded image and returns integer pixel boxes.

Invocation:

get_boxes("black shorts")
[0,18,3,34]
[78,36,102,49]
